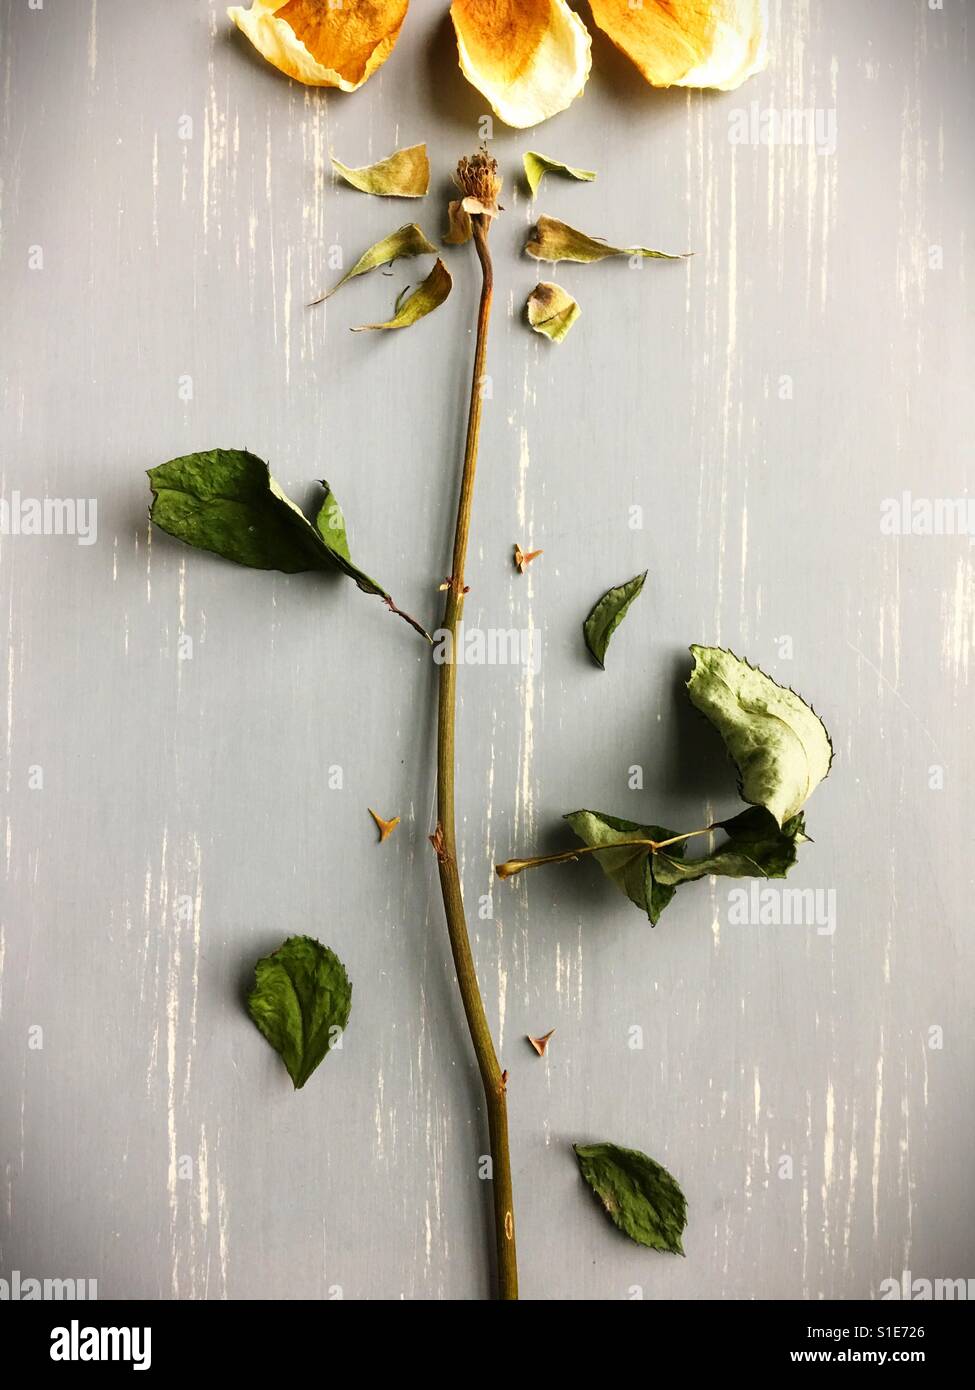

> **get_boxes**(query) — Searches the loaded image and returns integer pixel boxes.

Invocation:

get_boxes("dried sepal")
[526,281,580,343]
[228,0,410,91]
[449,0,592,129]
[588,0,767,92]
[331,143,430,197]
[527,215,687,264]
[523,151,596,198]
[443,200,473,245]
[351,258,452,331]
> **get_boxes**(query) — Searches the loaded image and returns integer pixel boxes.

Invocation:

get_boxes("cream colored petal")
[228,0,410,92]
[588,0,767,92]
[449,0,592,129]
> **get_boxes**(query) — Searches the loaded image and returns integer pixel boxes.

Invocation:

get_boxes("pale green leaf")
[574,1142,687,1254]
[247,936,352,1090]
[523,151,596,197]
[310,223,437,303]
[331,142,429,197]
[526,215,687,264]
[686,646,833,826]
[527,281,581,342]
[351,258,452,331]
[583,571,647,667]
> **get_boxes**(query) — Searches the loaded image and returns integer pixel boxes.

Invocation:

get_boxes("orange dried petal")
[588,0,767,92]
[228,0,410,91]
[449,0,591,129]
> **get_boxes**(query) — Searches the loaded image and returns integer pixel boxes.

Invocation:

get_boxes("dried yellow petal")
[369,808,401,842]
[331,143,430,197]
[526,215,687,264]
[228,0,410,91]
[523,151,596,198]
[310,223,436,304]
[351,258,452,331]
[449,0,592,129]
[588,0,767,92]
[526,282,580,342]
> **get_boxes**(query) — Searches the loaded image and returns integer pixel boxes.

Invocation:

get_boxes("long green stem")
[433,214,518,1301]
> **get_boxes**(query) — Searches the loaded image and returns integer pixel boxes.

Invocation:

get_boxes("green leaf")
[331,143,429,197]
[527,281,581,343]
[247,936,352,1090]
[526,215,687,264]
[351,258,452,331]
[523,151,596,198]
[147,449,388,599]
[574,1142,687,1254]
[310,223,437,303]
[583,571,647,668]
[564,810,680,925]
[686,646,833,827]
[653,807,807,887]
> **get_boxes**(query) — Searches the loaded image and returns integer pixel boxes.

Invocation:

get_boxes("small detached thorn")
[527,1028,555,1057]
[369,808,401,843]
[514,544,543,574]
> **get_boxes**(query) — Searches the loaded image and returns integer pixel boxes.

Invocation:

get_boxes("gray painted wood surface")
[1,0,972,1300]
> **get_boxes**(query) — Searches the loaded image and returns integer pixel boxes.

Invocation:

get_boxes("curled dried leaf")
[351,258,452,331]
[527,215,687,265]
[369,808,401,842]
[331,142,430,197]
[583,571,647,668]
[588,0,767,92]
[527,281,580,343]
[228,0,410,91]
[523,151,596,198]
[450,0,592,129]
[310,223,436,304]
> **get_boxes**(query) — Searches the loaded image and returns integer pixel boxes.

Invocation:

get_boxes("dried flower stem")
[434,211,518,1300]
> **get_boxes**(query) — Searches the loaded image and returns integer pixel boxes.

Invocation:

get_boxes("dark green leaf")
[653,807,808,887]
[564,809,680,925]
[147,449,387,598]
[574,1141,687,1254]
[247,935,352,1090]
[686,645,833,826]
[583,571,647,668]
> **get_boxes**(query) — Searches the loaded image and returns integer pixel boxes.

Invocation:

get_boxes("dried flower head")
[454,149,503,219]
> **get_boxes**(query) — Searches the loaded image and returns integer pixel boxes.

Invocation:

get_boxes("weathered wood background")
[1,0,972,1299]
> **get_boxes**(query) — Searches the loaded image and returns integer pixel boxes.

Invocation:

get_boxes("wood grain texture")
[0,0,972,1300]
